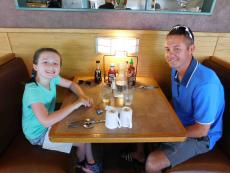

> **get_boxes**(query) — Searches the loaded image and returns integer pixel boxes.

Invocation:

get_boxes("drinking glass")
[100,86,112,107]
[124,87,134,106]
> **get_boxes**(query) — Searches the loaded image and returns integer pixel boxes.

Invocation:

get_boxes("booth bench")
[0,54,72,173]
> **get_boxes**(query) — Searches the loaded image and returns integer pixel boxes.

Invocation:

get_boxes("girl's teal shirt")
[22,76,60,140]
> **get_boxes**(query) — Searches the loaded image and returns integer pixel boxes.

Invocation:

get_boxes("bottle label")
[128,76,136,86]
[128,67,136,86]
[108,73,115,84]
[95,69,102,83]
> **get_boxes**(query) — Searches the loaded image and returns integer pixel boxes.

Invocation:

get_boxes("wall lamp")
[96,37,139,82]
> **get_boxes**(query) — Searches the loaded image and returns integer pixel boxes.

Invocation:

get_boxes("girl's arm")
[31,98,87,127]
[31,77,93,128]
[58,77,93,106]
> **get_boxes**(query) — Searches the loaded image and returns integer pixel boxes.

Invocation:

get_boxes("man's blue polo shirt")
[171,58,225,150]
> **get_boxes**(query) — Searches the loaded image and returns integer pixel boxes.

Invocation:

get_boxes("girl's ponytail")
[28,68,38,85]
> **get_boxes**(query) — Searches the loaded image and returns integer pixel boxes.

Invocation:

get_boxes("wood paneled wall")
[0,33,12,56]
[1,28,230,98]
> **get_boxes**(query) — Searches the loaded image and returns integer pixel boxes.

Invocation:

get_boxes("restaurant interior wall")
[0,0,229,32]
[0,28,230,100]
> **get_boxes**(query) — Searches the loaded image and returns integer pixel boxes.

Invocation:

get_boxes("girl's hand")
[73,98,87,110]
[80,95,93,107]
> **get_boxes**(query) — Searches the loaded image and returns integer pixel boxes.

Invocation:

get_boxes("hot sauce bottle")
[127,58,136,86]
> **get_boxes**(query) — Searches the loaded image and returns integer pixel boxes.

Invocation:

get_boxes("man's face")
[164,35,195,71]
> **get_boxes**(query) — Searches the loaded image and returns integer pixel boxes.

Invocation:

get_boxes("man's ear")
[33,64,38,71]
[189,44,195,53]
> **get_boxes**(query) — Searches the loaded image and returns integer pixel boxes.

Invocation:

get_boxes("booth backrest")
[202,57,230,158]
[0,55,30,155]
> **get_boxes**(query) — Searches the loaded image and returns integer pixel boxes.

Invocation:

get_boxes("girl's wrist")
[79,94,88,100]
[72,100,82,110]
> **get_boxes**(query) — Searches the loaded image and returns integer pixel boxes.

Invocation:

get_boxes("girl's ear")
[33,64,38,71]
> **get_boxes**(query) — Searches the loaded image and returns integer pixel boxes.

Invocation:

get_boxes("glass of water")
[100,86,112,106]
[124,87,134,106]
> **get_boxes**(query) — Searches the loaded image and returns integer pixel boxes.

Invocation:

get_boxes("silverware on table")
[68,118,105,128]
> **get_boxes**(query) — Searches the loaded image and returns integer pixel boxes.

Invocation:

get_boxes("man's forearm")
[186,123,210,138]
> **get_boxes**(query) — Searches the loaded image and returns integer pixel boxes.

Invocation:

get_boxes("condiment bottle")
[108,63,116,84]
[127,58,136,86]
[94,60,102,83]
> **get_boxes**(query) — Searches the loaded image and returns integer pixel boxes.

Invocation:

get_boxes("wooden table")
[49,77,186,143]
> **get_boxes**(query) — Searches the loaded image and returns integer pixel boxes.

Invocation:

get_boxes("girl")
[22,48,101,173]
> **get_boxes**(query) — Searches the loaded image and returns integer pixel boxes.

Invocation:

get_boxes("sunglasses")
[170,25,194,42]
[78,80,92,85]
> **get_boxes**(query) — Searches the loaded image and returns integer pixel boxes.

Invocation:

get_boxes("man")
[99,0,114,9]
[144,25,225,172]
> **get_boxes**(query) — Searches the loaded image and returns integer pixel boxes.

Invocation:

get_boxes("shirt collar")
[174,58,199,88]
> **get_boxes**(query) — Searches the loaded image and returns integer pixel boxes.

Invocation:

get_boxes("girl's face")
[33,51,61,80]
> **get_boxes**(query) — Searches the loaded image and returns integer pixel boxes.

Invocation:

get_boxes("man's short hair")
[167,25,194,45]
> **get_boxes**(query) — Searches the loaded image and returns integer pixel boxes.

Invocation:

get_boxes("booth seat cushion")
[202,57,230,157]
[0,56,28,155]
[164,147,230,173]
[0,133,71,173]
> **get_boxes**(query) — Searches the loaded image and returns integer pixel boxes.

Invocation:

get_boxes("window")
[15,0,216,15]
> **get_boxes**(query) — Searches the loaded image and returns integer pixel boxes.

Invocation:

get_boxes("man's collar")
[174,58,199,88]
